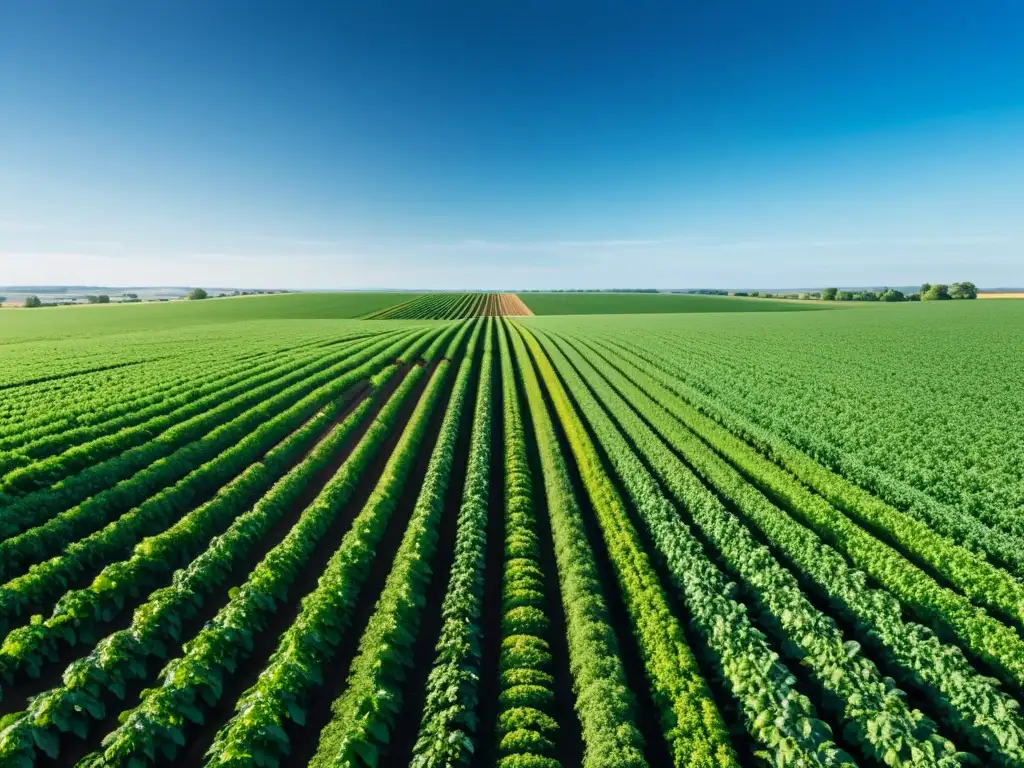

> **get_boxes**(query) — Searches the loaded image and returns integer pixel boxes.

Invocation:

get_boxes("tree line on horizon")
[819,281,978,302]
[6,282,980,309]
[733,281,978,302]
[8,286,291,308]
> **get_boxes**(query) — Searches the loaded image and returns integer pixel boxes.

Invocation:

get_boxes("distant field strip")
[0,301,1021,767]
[518,291,832,315]
[0,292,424,342]
[364,292,532,319]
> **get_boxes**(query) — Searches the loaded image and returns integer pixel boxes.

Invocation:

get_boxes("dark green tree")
[187,288,209,301]
[821,287,838,301]
[922,284,951,301]
[24,295,42,308]
[950,281,978,299]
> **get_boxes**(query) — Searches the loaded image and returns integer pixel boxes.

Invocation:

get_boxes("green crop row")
[0,331,422,638]
[507,321,646,768]
[70,326,461,767]
[605,333,1024,593]
[411,320,495,767]
[0,334,367,476]
[0,329,404,547]
[0,333,385,500]
[522,325,748,768]
[590,336,1024,692]
[198,321,468,768]
[0,329,435,699]
[539,330,965,767]
[489,321,561,768]
[0,349,249,461]
[208,320,468,767]
[308,320,482,768]
[0,333,337,451]
[635,315,1024,543]
[576,335,1024,766]
[0,331,342,436]
[369,294,494,320]
[0,335,438,766]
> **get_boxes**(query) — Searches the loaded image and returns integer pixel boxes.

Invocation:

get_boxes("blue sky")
[2,1,1022,289]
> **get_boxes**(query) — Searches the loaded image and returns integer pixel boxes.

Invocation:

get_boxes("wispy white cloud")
[700,235,1014,251]
[445,236,689,252]
[2,228,1019,290]
[246,235,353,247]
[75,240,123,248]
[0,220,48,233]
[414,233,1018,258]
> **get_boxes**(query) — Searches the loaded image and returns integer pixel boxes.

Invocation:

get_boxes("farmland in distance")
[517,290,831,315]
[0,292,1021,768]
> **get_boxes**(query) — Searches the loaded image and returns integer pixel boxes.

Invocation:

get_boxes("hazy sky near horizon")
[2,1,1023,289]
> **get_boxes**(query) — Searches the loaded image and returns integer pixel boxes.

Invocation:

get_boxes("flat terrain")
[518,290,831,315]
[526,298,1024,522]
[0,295,1020,768]
[0,292,421,341]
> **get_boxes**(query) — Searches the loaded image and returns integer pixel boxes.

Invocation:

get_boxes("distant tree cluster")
[187,288,209,300]
[734,290,823,299]
[819,282,977,303]
[24,295,43,308]
[85,294,110,304]
[733,282,978,303]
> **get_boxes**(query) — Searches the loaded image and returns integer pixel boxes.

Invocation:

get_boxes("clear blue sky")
[2,1,1022,289]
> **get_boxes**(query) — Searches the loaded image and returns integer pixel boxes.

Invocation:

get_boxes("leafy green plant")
[309,320,482,768]
[507,321,646,768]
[536,329,964,767]
[0,328,449,766]
[412,320,495,767]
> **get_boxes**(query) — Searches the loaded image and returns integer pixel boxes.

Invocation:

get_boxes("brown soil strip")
[499,293,533,316]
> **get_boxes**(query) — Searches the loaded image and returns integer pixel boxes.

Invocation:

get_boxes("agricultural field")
[518,291,831,315]
[0,293,422,343]
[0,295,1021,768]
[364,292,532,319]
